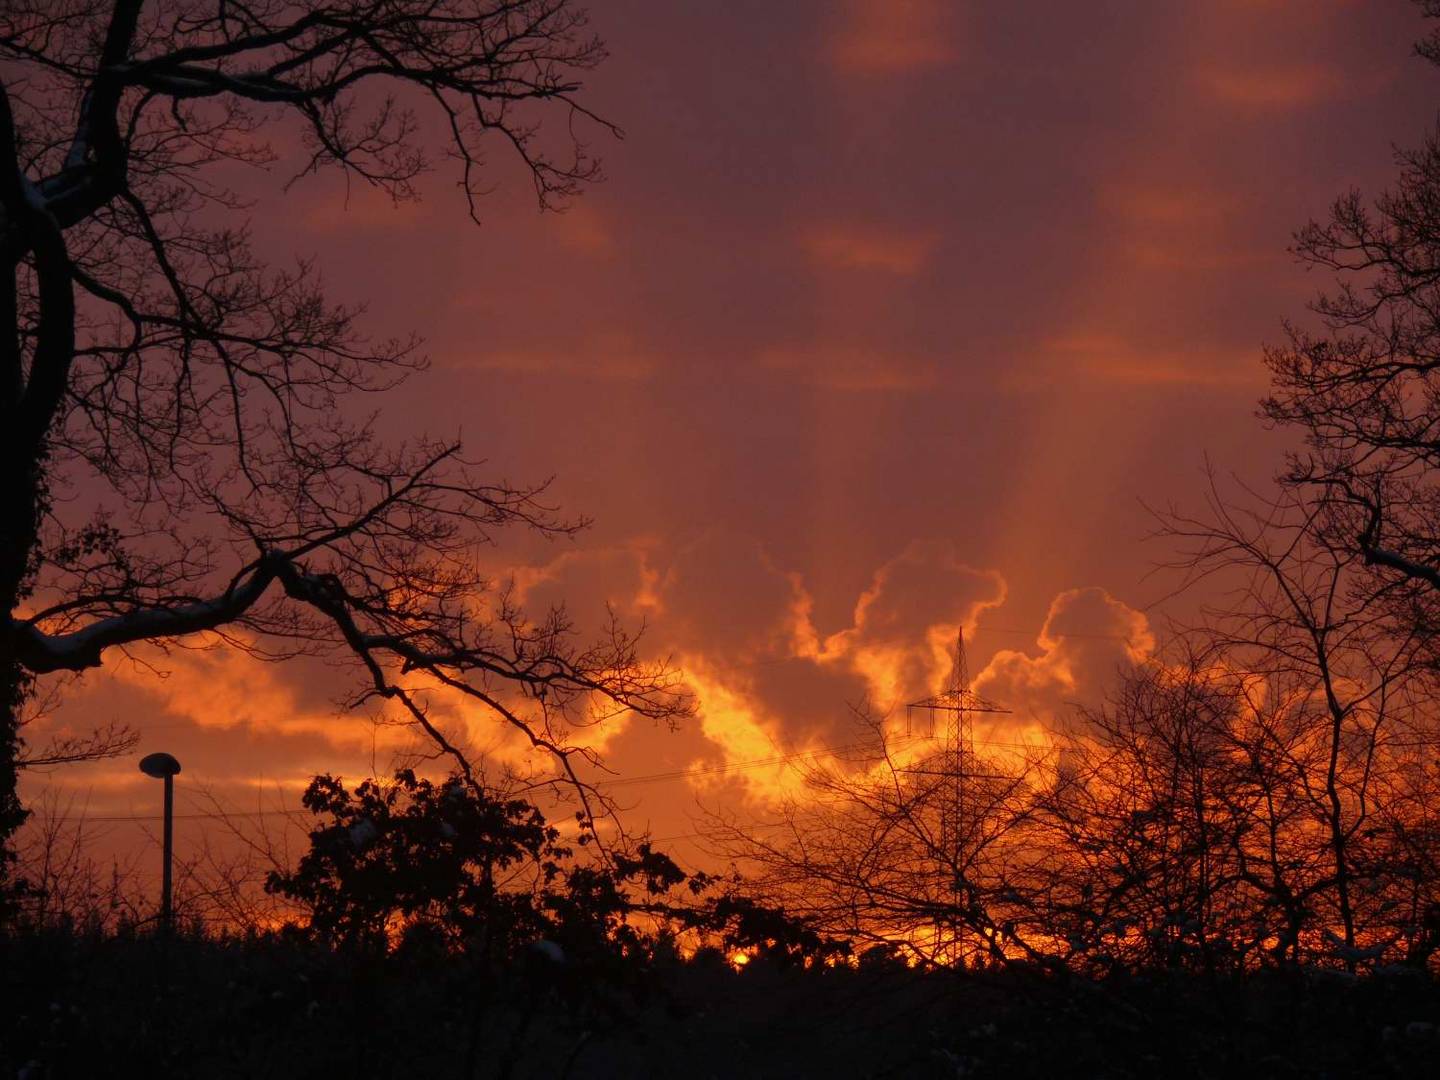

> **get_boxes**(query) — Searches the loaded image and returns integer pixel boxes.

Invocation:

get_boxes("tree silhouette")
[1236,4,1440,965]
[705,705,1050,969]
[1262,5,1440,655]
[1114,450,1440,974]
[265,769,561,953]
[267,768,844,972]
[0,0,688,910]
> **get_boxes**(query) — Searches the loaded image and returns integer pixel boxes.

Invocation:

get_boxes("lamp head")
[138,752,181,779]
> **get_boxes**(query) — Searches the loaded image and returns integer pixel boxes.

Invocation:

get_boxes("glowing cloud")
[100,637,384,751]
[643,539,1007,802]
[819,540,1006,709]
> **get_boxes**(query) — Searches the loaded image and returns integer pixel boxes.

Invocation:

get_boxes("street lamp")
[138,751,181,931]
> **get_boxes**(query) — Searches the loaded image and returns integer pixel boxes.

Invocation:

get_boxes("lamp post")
[138,752,181,931]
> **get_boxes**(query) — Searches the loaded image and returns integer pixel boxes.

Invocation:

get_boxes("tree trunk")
[0,245,40,922]
[0,645,32,918]
[1322,694,1358,967]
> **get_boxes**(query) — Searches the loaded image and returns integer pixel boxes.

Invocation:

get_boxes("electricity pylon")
[905,629,1009,962]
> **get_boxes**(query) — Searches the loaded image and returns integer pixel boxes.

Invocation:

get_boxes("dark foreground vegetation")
[4,766,1440,1079]
[2,928,1438,1079]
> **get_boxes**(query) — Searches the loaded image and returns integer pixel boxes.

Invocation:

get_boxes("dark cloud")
[655,531,802,662]
[976,587,1152,737]
[747,656,872,744]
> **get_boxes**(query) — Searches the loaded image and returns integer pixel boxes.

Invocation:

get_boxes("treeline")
[5,763,1440,1079]
[713,645,1440,977]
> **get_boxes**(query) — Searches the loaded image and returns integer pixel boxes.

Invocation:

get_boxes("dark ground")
[2,931,1438,1078]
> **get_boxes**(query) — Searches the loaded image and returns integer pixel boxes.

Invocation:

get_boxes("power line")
[62,807,301,825]
[38,740,905,824]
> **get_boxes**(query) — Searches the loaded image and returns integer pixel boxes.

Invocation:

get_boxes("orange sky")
[19,0,1440,883]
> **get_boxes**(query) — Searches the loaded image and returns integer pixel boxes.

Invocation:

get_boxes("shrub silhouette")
[266,770,562,954]
[267,769,849,976]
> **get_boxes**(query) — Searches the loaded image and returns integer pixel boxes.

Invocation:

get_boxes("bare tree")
[0,0,689,909]
[1019,653,1260,975]
[703,603,1439,975]
[11,787,145,932]
[705,706,1052,969]
[1260,5,1440,648]
[1159,478,1433,967]
[14,677,137,770]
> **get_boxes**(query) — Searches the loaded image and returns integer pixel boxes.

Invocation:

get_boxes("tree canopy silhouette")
[267,768,848,977]
[1262,3,1440,651]
[0,0,688,909]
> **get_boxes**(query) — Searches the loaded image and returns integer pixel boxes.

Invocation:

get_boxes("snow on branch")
[12,554,284,673]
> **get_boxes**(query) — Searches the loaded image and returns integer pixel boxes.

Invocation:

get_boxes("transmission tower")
[905,627,1009,754]
[905,628,1009,960]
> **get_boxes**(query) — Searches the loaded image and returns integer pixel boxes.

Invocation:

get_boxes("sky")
[19,0,1440,880]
